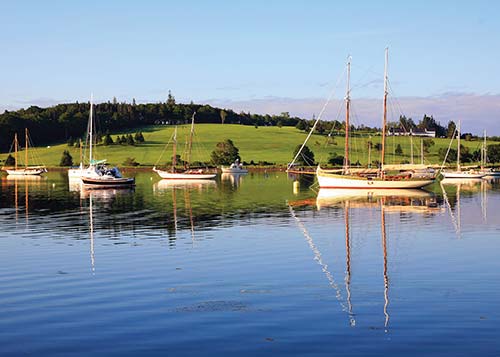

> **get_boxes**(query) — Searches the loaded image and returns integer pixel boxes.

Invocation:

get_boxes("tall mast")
[89,93,94,164]
[380,47,389,174]
[421,139,424,165]
[344,57,351,174]
[186,112,196,167]
[410,134,414,164]
[79,139,83,168]
[14,133,18,170]
[482,129,487,170]
[172,126,178,172]
[457,120,461,172]
[25,128,28,168]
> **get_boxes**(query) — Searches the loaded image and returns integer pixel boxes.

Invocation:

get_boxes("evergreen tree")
[103,134,114,146]
[126,134,135,145]
[5,154,15,166]
[59,150,73,167]
[292,145,315,166]
[395,144,403,155]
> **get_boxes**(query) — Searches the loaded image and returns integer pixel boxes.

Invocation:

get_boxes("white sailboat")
[441,121,485,179]
[478,130,500,177]
[153,112,217,180]
[2,128,47,176]
[69,94,135,187]
[316,49,434,189]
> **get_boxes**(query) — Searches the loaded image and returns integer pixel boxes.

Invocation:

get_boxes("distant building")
[388,128,436,137]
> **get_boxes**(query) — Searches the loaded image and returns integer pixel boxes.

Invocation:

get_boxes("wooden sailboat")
[441,120,485,179]
[153,112,217,180]
[2,128,47,176]
[316,49,434,189]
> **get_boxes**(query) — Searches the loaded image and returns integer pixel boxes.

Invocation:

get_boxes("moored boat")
[2,129,47,176]
[221,159,248,174]
[314,49,434,189]
[153,113,217,180]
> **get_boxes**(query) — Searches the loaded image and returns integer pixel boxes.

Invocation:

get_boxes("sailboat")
[153,112,217,180]
[2,128,47,176]
[478,130,500,177]
[69,94,135,187]
[315,49,434,189]
[68,95,135,188]
[441,120,485,179]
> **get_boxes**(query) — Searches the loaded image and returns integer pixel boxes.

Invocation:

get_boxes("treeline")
[0,92,303,151]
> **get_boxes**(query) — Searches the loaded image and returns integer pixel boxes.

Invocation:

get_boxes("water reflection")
[290,188,448,331]
[221,172,246,189]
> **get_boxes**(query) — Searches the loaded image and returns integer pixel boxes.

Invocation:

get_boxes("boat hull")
[68,167,97,178]
[316,168,434,189]
[81,176,135,188]
[441,171,485,179]
[6,167,46,176]
[153,168,216,180]
[220,167,248,174]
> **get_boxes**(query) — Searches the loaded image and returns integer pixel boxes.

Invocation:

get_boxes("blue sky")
[1,0,499,133]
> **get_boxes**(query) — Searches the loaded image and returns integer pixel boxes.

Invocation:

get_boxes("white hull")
[220,167,248,174]
[6,167,46,176]
[316,167,433,189]
[68,167,99,178]
[153,168,216,180]
[441,171,485,179]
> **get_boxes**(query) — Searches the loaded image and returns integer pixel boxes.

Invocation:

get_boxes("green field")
[0,124,491,168]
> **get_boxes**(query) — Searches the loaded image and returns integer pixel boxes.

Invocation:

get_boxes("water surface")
[1,172,499,356]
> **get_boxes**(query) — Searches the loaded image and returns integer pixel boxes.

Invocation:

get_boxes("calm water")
[1,171,500,356]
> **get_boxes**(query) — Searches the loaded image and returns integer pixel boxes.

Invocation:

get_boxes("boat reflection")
[221,172,246,188]
[3,175,46,223]
[153,178,216,192]
[316,188,439,213]
[440,178,487,236]
[290,188,444,331]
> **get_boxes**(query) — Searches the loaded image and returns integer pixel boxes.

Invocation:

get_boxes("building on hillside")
[388,128,436,137]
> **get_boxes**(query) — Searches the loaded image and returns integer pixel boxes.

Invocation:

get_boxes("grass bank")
[0,124,492,168]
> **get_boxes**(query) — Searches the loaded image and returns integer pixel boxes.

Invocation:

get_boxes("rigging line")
[288,203,353,324]
[318,99,345,165]
[287,65,347,170]
[438,126,458,174]
[154,129,176,167]
[440,182,460,237]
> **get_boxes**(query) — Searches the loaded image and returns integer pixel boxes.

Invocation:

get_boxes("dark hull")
[81,176,135,188]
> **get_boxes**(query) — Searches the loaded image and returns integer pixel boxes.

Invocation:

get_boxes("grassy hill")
[0,124,491,168]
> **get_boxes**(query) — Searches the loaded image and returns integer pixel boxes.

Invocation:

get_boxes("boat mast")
[410,134,414,164]
[457,120,461,172]
[344,57,351,174]
[186,112,196,168]
[380,48,389,175]
[421,139,424,165]
[482,129,486,170]
[89,93,94,164]
[79,139,83,168]
[14,133,18,170]
[172,126,178,172]
[25,128,28,169]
